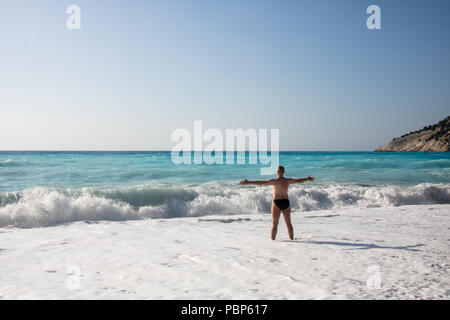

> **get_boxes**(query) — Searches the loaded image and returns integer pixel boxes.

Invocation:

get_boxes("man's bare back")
[240,166,314,240]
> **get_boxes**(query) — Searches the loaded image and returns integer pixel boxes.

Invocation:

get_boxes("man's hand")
[307,176,315,182]
[240,179,249,185]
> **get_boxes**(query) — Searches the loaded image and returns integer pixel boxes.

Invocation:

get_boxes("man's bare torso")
[239,172,313,201]
[271,177,291,200]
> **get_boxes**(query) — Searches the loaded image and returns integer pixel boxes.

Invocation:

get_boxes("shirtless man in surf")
[240,166,314,240]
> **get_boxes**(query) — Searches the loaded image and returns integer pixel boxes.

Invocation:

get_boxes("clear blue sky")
[1,0,449,150]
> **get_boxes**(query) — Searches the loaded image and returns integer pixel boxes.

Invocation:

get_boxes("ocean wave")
[0,182,449,228]
[0,159,29,167]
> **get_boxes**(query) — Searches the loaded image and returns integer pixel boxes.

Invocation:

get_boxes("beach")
[1,204,449,299]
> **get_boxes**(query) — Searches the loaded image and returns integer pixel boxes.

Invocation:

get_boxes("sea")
[0,151,449,228]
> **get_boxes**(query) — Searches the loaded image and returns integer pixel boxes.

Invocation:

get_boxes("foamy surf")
[1,205,449,299]
[1,182,449,228]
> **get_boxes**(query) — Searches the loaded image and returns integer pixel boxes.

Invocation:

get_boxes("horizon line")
[1,149,378,152]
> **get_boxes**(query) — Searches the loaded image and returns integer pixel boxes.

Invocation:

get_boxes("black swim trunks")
[273,199,290,211]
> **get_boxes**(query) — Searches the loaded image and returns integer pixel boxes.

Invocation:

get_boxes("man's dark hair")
[278,166,285,172]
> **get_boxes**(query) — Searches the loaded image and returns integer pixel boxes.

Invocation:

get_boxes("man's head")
[277,165,285,177]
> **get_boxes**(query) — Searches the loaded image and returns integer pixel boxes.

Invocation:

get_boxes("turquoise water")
[0,151,449,228]
[1,151,449,192]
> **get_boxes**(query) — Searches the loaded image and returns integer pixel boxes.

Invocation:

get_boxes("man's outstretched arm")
[240,179,274,186]
[289,176,315,184]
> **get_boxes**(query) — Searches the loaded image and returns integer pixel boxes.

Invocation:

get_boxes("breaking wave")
[0,159,29,167]
[0,182,449,228]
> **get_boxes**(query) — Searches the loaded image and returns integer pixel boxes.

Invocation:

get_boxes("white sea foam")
[1,204,449,299]
[0,183,449,228]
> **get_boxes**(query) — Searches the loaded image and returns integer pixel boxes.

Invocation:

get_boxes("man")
[240,166,314,240]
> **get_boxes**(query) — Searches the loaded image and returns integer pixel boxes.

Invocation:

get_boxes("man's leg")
[282,207,294,240]
[271,202,281,240]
